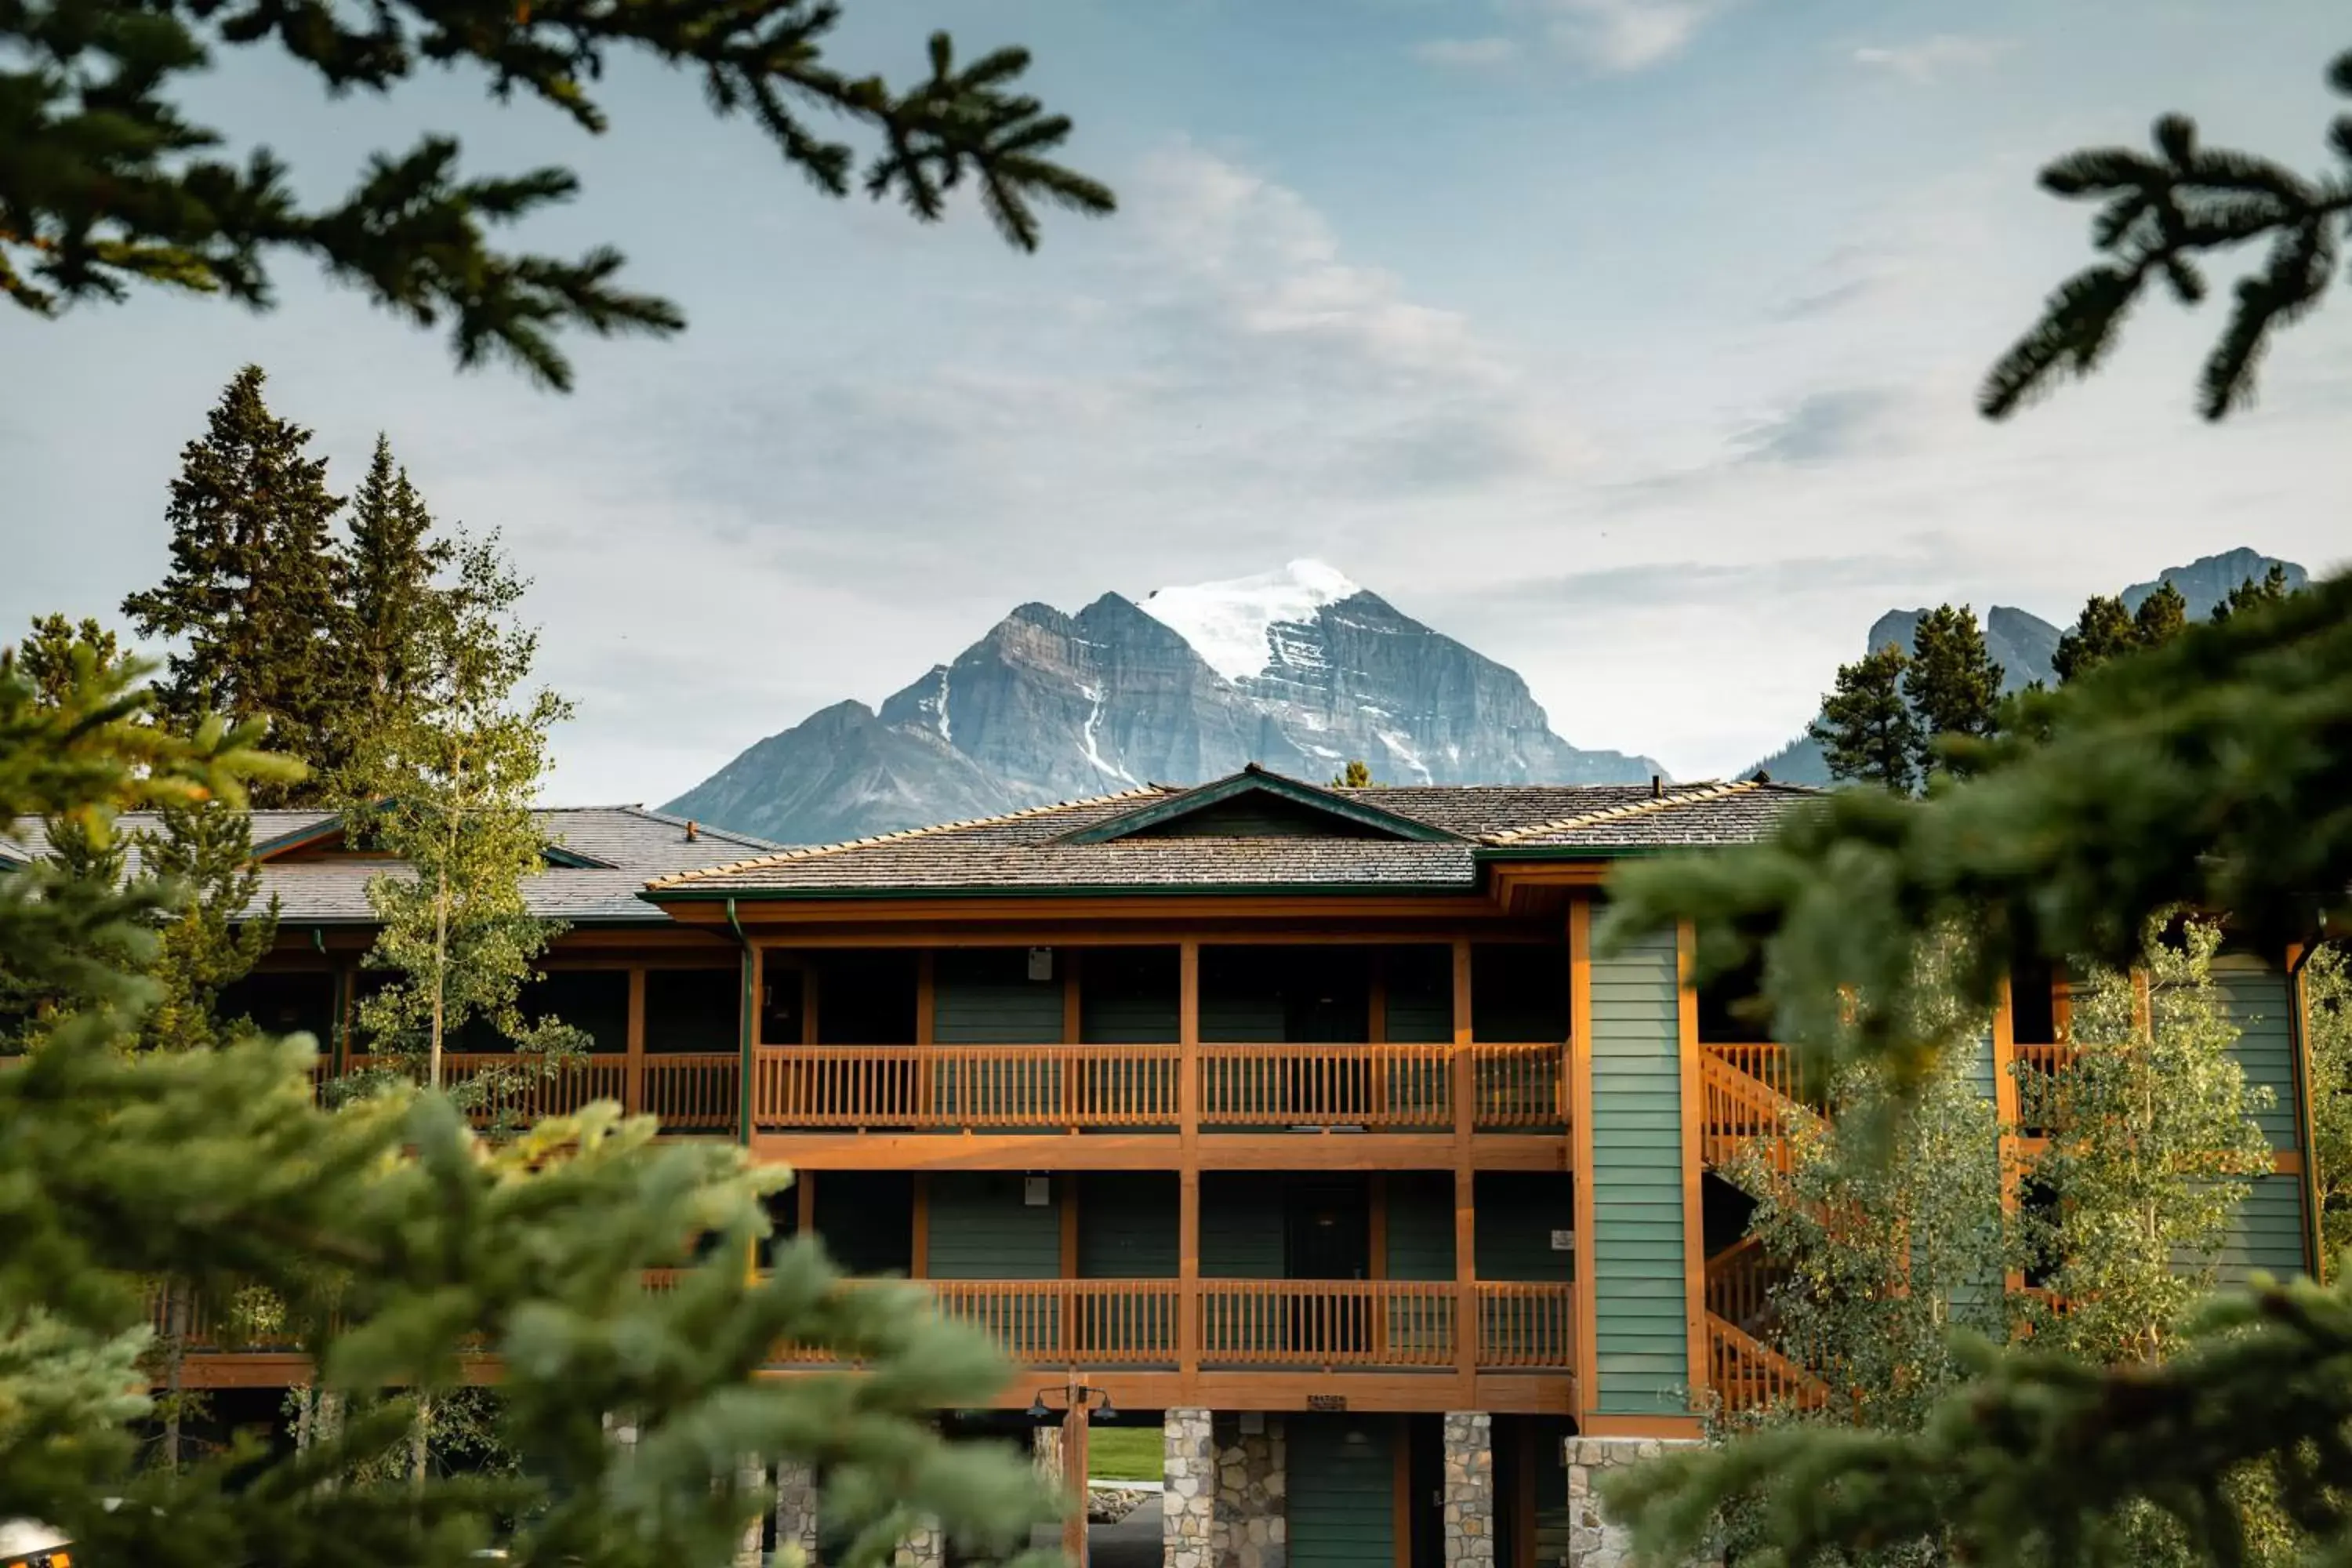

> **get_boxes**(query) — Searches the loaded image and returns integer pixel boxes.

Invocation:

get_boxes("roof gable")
[1055,766,1463,846]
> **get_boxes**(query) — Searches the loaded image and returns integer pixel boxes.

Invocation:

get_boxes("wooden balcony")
[750,1041,1566,1134]
[158,1276,1576,1383]
[329,1051,738,1132]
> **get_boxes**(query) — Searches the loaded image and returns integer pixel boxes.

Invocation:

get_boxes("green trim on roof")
[1054,765,1463,846]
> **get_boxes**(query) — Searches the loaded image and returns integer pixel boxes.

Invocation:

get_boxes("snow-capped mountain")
[664,561,1664,845]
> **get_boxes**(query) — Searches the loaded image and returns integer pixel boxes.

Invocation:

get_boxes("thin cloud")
[1735,387,1907,465]
[1539,0,1729,73]
[1852,34,2012,84]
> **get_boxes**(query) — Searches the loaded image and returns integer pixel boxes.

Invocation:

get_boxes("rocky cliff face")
[665,563,1664,844]
[1749,548,2306,786]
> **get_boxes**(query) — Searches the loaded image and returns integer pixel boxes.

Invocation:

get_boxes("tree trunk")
[411,1395,431,1491]
[429,858,448,1091]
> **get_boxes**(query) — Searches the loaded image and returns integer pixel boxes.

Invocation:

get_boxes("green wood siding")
[1382,946,1453,1044]
[1385,1173,1454,1280]
[1287,1416,1396,1568]
[933,949,1065,1044]
[645,968,735,1054]
[1078,1173,1178,1277]
[1474,1172,1573,1282]
[1589,924,1690,1417]
[925,1173,1059,1279]
[1200,1173,1282,1277]
[2217,1173,2309,1285]
[2215,953,2299,1151]
[1080,948,1179,1044]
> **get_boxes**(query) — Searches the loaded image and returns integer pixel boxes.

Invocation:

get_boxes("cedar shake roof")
[2,807,777,924]
[644,771,1827,898]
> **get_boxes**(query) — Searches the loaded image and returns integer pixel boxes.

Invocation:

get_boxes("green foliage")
[1904,604,2005,780]
[2021,919,2274,1366]
[132,800,277,1055]
[2,0,1113,390]
[1329,759,1373,788]
[122,366,350,802]
[0,652,1059,1564]
[2215,565,2299,626]
[1734,1041,2009,1433]
[12,615,120,706]
[2308,946,2352,1269]
[1809,642,1920,793]
[1980,47,2352,421]
[345,435,457,740]
[348,536,583,1089]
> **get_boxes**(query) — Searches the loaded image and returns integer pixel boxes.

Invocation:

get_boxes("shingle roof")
[2,806,778,924]
[645,773,1826,898]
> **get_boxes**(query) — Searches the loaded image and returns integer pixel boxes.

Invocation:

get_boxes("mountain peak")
[1138,559,1365,682]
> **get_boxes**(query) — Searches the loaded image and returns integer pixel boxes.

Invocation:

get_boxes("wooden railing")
[1198,1281,1460,1367]
[1706,1312,1828,1415]
[753,1044,1181,1129]
[1473,1282,1575,1368]
[333,1051,739,1131]
[1703,1235,1784,1340]
[751,1042,1566,1133]
[641,1054,739,1131]
[1698,1044,1809,1171]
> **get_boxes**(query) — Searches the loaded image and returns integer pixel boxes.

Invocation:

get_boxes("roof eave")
[637,879,1479,904]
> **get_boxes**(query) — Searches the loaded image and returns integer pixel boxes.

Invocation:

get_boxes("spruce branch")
[1982,45,2352,421]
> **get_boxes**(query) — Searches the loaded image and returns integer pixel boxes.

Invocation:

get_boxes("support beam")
[1454,1164,1478,1395]
[625,967,647,1117]
[1675,922,1705,1413]
[1179,941,1201,1151]
[1178,1169,1201,1382]
[910,1175,930,1280]
[1568,897,1599,1424]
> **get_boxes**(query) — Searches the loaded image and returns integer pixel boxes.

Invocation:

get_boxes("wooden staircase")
[1697,1045,1831,1414]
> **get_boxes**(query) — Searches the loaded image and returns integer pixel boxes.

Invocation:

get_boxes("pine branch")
[1982,45,2352,422]
[2,0,1115,388]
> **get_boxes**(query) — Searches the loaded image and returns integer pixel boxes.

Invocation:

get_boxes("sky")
[5,0,2350,801]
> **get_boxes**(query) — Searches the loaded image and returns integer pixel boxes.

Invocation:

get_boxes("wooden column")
[625,967,648,1117]
[1179,941,1201,1149]
[796,1170,816,1244]
[915,950,935,1124]
[1062,1399,1091,1568]
[1369,1173,1389,1359]
[1061,1175,1080,1363]
[1450,938,1475,1141]
[1675,923,1706,1412]
[2287,944,2327,1280]
[910,1175,930,1279]
[1993,977,2025,1295]
[1454,1163,1477,1395]
[1064,950,1084,1129]
[1178,1168,1200,1387]
[1568,898,1599,1423]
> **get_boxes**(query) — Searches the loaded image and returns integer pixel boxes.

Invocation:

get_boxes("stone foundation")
[894,1519,944,1567]
[1163,1406,1214,1568]
[774,1460,819,1562]
[1210,1415,1285,1568]
[1443,1411,1494,1566]
[1566,1436,1709,1568]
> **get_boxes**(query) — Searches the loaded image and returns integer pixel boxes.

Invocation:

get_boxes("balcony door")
[1283,1179,1370,1356]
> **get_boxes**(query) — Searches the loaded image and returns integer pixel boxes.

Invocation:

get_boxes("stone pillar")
[1443,1412,1494,1566]
[774,1460,820,1563]
[893,1519,945,1567]
[1163,1406,1214,1568]
[1210,1414,1285,1568]
[1566,1436,1708,1568]
[735,1456,767,1567]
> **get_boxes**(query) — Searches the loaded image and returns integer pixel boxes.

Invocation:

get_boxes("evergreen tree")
[0,654,1060,1567]
[1808,643,1920,793]
[122,367,350,800]
[2052,593,2140,683]
[2212,564,2298,625]
[2133,579,2190,647]
[1904,604,2005,779]
[342,436,456,746]
[2023,916,2273,1366]
[350,535,586,1092]
[3,0,1112,390]
[13,616,121,706]
[1330,759,1373,788]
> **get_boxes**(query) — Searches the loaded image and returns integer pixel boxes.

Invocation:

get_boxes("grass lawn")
[1084,1425,1162,1483]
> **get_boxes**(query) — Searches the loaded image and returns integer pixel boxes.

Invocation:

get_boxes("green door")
[1288,1414,1396,1568]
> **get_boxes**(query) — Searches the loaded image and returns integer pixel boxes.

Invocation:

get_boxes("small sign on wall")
[1305,1394,1347,1412]
[1028,946,1054,981]
[1550,1229,1573,1251]
[1024,1174,1051,1207]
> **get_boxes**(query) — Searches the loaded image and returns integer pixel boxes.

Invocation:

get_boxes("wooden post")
[1454,1163,1477,1396]
[1568,898,1599,1423]
[625,967,647,1117]
[910,1175,930,1280]
[916,949,935,1124]
[1062,1176,1080,1361]
[795,1170,815,1245]
[1676,923,1706,1410]
[1062,1399,1091,1568]
[1451,938,1475,1139]
[1994,976,2027,1296]
[1178,1168,1201,1388]
[1064,949,1084,1129]
[1370,1173,1389,1359]
[2287,944,2327,1280]
[1179,942,1201,1149]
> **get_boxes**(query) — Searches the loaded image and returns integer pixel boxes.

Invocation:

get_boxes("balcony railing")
[749,1041,1566,1134]
[159,1276,1575,1374]
[323,1051,739,1132]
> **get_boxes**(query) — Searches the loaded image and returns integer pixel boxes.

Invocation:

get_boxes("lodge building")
[6,767,2322,1567]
